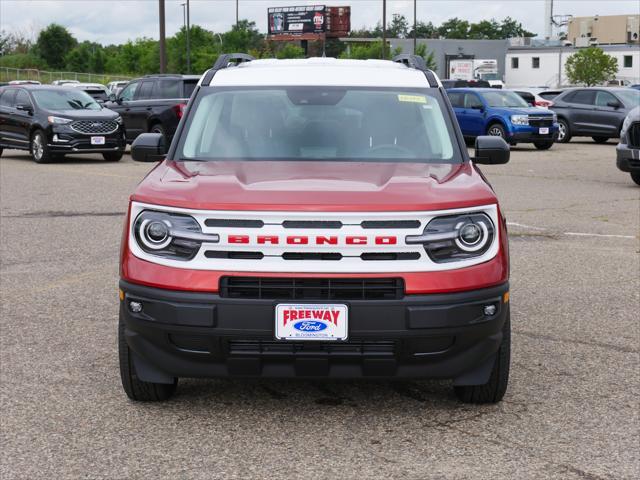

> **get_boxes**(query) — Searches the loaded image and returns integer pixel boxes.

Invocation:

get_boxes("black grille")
[361,252,421,261]
[282,252,342,260]
[71,120,118,134]
[205,251,264,259]
[628,122,640,148]
[204,219,264,228]
[528,117,553,128]
[282,220,343,229]
[229,339,395,357]
[219,277,404,300]
[360,220,421,229]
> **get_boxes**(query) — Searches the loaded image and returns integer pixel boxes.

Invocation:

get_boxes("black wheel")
[592,136,609,144]
[557,119,571,143]
[30,129,54,163]
[103,152,124,162]
[487,123,506,139]
[533,141,554,150]
[631,171,640,186]
[0,147,3,157]
[118,316,177,401]
[454,309,510,404]
[149,123,168,153]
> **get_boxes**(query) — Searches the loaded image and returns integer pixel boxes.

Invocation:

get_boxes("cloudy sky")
[1,0,638,45]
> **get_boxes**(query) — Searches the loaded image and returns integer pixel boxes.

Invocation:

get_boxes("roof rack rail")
[202,53,255,85]
[212,53,255,70]
[392,54,439,88]
[143,73,182,78]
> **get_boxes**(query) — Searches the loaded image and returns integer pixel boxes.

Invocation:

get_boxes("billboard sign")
[268,5,326,35]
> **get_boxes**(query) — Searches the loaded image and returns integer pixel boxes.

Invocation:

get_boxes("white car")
[67,83,111,102]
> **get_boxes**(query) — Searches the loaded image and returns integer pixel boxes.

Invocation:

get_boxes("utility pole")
[236,0,239,27]
[382,0,386,59]
[186,0,191,74]
[159,0,166,73]
[413,0,417,53]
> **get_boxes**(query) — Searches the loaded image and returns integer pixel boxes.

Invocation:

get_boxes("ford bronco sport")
[119,54,512,403]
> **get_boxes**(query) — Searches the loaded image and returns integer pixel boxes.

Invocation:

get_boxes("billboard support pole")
[159,0,166,73]
[413,0,417,53]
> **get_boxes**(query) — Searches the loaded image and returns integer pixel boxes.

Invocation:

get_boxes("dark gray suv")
[551,88,640,143]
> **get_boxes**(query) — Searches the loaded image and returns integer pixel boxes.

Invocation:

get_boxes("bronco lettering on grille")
[226,235,398,245]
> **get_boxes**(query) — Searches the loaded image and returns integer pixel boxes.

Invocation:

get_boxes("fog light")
[129,301,143,313]
[483,305,497,316]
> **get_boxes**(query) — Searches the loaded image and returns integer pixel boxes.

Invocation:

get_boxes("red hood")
[131,160,497,212]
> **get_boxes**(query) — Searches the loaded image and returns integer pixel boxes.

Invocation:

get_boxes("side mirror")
[131,133,166,162]
[607,100,621,109]
[473,136,510,165]
[16,104,33,114]
[108,93,116,102]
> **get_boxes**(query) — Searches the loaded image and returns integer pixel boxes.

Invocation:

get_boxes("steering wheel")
[367,144,414,157]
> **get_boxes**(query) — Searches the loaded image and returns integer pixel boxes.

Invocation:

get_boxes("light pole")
[186,0,191,74]
[159,0,166,73]
[236,0,239,27]
[413,0,417,53]
[382,0,386,59]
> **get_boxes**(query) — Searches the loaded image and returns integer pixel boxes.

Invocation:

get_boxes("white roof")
[208,58,440,88]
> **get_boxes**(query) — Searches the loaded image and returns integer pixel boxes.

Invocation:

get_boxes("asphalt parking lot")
[1,141,638,479]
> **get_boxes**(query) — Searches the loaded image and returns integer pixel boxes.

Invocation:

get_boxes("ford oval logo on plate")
[293,320,327,332]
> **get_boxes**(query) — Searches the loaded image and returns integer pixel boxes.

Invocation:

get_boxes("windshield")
[617,89,640,108]
[482,91,529,108]
[177,87,460,163]
[32,89,101,110]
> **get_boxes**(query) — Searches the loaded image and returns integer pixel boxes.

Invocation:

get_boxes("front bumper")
[509,125,559,143]
[47,127,126,154]
[616,143,640,172]
[120,280,509,384]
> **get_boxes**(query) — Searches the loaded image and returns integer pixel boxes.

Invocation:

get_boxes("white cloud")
[1,0,638,44]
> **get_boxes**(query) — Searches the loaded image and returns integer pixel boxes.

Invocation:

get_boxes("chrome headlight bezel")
[510,115,529,126]
[133,210,219,261]
[406,212,496,263]
[47,116,73,125]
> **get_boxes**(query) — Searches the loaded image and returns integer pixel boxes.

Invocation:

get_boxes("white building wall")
[506,48,640,88]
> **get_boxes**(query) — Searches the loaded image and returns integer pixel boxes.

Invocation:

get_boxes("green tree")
[565,47,618,86]
[339,40,400,60]
[409,21,438,39]
[415,43,437,71]
[36,24,76,69]
[223,20,263,53]
[275,43,305,59]
[438,18,470,39]
[389,14,409,38]
[468,19,501,39]
[499,17,535,38]
[168,25,221,74]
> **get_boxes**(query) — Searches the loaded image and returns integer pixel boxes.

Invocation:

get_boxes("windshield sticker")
[398,94,427,104]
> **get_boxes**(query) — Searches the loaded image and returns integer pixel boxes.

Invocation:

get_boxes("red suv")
[118,55,512,403]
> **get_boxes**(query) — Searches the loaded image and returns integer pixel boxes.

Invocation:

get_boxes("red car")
[118,54,512,403]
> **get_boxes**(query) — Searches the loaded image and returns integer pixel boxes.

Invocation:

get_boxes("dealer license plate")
[275,304,348,341]
[539,127,549,135]
[91,136,106,145]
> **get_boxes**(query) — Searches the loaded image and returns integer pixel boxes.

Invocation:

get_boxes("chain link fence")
[0,67,132,85]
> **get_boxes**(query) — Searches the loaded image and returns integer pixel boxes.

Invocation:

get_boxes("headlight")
[620,114,633,137]
[133,210,219,260]
[115,116,123,124]
[510,115,529,126]
[406,213,495,263]
[47,116,72,125]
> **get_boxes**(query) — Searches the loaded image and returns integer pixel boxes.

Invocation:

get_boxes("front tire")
[118,316,177,401]
[454,310,510,404]
[150,123,168,153]
[557,119,571,143]
[487,123,506,139]
[103,152,124,162]
[533,141,554,150]
[30,129,54,163]
[592,136,609,144]
[631,171,640,186]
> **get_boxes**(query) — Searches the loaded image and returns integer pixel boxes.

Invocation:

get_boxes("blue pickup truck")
[447,88,559,150]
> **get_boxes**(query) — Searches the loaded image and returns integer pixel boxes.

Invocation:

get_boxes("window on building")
[623,56,633,68]
[511,57,519,69]
[532,57,540,69]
